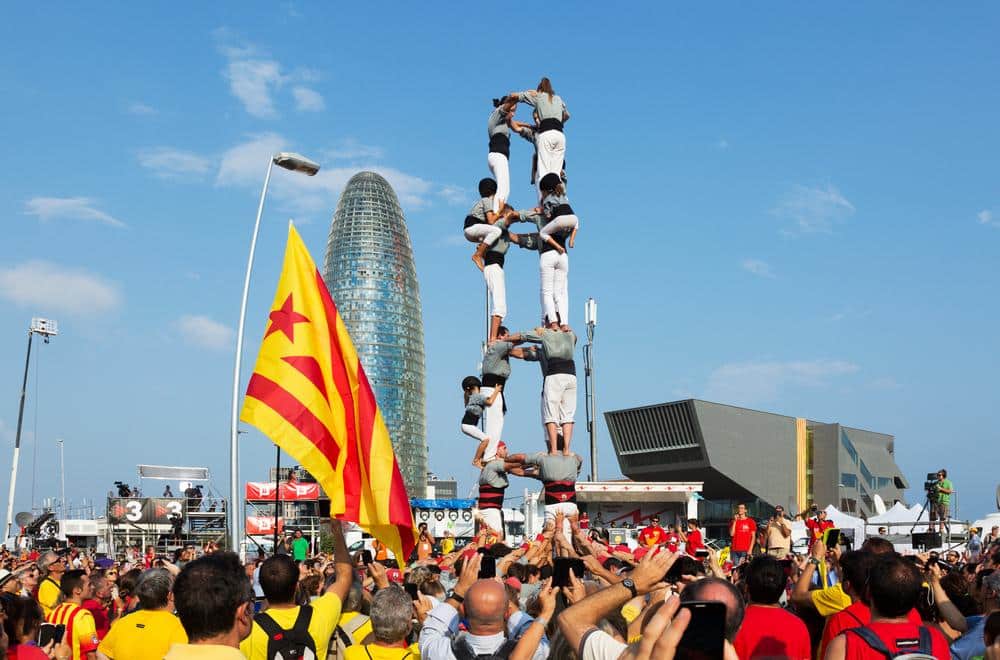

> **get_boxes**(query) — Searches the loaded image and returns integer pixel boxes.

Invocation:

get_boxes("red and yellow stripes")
[241,223,416,565]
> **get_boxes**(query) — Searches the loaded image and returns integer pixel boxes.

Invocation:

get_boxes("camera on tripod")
[114,481,132,497]
[924,472,939,499]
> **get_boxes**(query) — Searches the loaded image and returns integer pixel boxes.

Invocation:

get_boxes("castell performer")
[480,326,528,456]
[510,444,582,540]
[476,442,533,541]
[522,325,577,454]
[459,375,502,467]
[487,96,517,213]
[465,178,513,271]
[513,77,569,198]
[538,172,578,252]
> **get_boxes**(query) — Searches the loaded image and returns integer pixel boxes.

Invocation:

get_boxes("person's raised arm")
[510,579,557,660]
[325,520,354,601]
[927,563,968,632]
[557,548,675,654]
[791,539,826,610]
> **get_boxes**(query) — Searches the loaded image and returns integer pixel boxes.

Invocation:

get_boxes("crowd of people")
[0,506,997,659]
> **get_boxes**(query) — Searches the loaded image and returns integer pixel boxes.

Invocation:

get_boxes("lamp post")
[583,298,598,480]
[5,318,58,542]
[57,439,65,520]
[229,152,320,555]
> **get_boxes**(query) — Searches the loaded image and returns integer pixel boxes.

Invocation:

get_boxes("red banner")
[245,516,284,535]
[245,481,321,501]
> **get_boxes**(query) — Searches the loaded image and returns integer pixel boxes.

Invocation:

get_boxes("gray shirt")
[467,197,493,222]
[523,328,577,362]
[419,602,548,660]
[481,340,514,379]
[479,460,509,489]
[524,452,582,482]
[465,392,488,419]
[487,107,510,138]
[542,193,572,220]
[486,217,511,256]
[519,90,568,122]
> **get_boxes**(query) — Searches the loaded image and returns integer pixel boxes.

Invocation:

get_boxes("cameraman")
[931,469,953,537]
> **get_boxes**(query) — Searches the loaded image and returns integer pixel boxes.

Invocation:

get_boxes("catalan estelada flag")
[241,223,416,565]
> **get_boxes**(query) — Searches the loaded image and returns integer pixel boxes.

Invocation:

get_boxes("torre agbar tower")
[322,172,427,498]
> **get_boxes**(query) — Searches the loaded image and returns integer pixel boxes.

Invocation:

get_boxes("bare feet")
[471,253,485,271]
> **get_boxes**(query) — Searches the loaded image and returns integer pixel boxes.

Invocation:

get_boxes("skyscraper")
[322,172,427,497]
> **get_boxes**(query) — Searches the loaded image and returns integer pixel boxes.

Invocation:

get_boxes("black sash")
[539,117,563,133]
[489,133,510,158]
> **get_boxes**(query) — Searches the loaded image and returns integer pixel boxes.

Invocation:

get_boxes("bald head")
[464,580,507,635]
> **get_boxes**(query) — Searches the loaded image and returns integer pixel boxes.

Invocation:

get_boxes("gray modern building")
[605,399,907,529]
[322,172,427,498]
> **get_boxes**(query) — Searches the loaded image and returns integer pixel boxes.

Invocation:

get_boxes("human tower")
[455,77,584,542]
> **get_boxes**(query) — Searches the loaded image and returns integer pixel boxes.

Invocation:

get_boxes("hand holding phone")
[38,623,65,647]
[677,601,726,660]
[478,555,497,579]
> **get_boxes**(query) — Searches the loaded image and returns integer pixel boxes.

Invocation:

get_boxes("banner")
[246,516,285,535]
[245,482,321,501]
[108,498,186,524]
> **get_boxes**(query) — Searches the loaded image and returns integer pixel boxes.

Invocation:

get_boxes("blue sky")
[2,4,998,525]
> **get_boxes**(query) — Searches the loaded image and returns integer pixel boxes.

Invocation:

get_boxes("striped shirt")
[48,602,99,660]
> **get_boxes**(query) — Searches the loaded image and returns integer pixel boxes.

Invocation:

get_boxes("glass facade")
[321,172,427,498]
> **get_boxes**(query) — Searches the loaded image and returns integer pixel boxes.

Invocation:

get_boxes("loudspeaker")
[911,532,941,550]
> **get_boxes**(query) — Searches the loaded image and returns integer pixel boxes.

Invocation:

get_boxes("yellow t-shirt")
[810,583,853,617]
[240,592,343,660]
[98,608,188,659]
[48,602,98,660]
[344,643,420,660]
[38,577,62,617]
[441,538,455,555]
[339,611,374,645]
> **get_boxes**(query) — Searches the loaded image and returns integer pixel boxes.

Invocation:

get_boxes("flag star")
[265,293,310,342]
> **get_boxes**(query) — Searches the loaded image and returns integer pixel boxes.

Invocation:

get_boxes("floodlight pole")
[5,319,57,541]
[229,153,320,556]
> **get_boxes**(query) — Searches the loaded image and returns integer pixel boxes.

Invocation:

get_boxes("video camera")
[113,481,132,497]
[924,473,939,498]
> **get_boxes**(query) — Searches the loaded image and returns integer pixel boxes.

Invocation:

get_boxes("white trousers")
[483,264,506,319]
[535,129,566,197]
[465,223,502,246]
[540,214,578,242]
[479,386,504,460]
[539,250,569,326]
[487,152,510,213]
[545,502,578,544]
[542,373,577,425]
[461,423,488,443]
[478,508,504,538]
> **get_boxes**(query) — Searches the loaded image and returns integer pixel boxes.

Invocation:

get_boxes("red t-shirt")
[82,598,110,639]
[805,518,834,541]
[821,601,923,658]
[731,517,757,552]
[841,621,949,660]
[638,525,666,547]
[685,529,704,555]
[734,604,811,660]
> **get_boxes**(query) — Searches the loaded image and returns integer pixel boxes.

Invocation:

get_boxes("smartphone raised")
[361,550,374,565]
[823,528,842,548]
[677,600,726,660]
[478,555,497,579]
[694,549,710,559]
[38,623,66,647]
[552,557,584,587]
[404,582,419,600]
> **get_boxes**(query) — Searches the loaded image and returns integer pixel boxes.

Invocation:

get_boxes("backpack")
[845,625,936,659]
[255,606,317,660]
[328,613,370,660]
[450,634,518,660]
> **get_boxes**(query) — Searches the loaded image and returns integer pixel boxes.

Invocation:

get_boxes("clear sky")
[2,4,998,525]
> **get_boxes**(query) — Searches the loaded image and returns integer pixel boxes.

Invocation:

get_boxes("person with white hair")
[343,587,416,660]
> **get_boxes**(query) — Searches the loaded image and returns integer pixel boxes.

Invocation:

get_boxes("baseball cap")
[0,570,13,588]
[504,576,522,591]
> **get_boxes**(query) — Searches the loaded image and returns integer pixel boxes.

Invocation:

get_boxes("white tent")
[867,502,922,534]
[823,504,867,548]
[972,513,1000,536]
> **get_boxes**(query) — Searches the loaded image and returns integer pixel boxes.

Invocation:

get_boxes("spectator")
[98,568,187,659]
[826,555,950,659]
[166,552,253,658]
[637,516,667,548]
[36,551,66,618]
[81,573,111,640]
[47,569,98,660]
[764,505,792,558]
[805,508,835,543]
[240,522,352,659]
[952,571,1000,660]
[420,553,550,660]
[292,530,309,562]
[5,595,71,659]
[734,556,810,659]
[344,587,417,660]
[332,580,372,656]
[730,504,757,565]
[818,550,878,657]
[681,519,704,557]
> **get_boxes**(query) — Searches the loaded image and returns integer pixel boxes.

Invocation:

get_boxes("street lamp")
[5,318,58,541]
[229,152,320,555]
[583,298,598,480]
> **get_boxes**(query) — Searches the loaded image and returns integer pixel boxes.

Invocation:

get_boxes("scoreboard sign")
[108,498,186,524]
